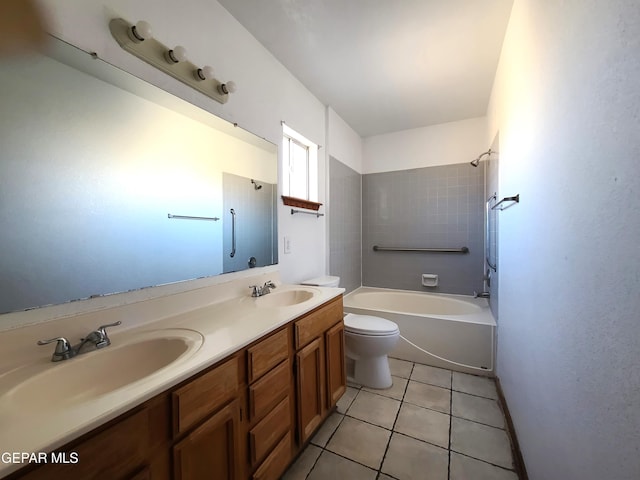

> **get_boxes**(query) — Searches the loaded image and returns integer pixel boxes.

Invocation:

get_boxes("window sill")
[281,196,322,211]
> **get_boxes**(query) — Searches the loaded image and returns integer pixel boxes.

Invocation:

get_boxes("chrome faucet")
[473,291,491,299]
[249,281,277,297]
[37,321,122,362]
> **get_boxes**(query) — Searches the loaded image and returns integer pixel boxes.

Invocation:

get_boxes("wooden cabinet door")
[173,399,241,480]
[295,337,325,444]
[325,321,346,409]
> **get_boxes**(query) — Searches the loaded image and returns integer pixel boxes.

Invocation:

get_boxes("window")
[282,123,318,205]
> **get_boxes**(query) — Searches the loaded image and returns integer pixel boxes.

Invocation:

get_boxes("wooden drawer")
[172,356,239,437]
[247,328,289,383]
[249,396,291,466]
[249,359,289,421]
[294,297,343,349]
[252,431,292,480]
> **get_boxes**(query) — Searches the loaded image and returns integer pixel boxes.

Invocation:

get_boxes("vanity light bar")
[109,18,235,105]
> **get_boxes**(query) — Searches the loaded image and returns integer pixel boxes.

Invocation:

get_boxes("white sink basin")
[254,289,317,308]
[0,328,203,411]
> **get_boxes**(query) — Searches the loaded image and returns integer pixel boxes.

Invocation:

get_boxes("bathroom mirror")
[0,36,278,315]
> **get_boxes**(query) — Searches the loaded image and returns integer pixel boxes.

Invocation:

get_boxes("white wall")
[362,116,488,173]
[327,107,363,173]
[36,0,358,284]
[487,1,640,479]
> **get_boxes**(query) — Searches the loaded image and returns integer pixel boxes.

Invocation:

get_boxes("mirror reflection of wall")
[222,174,277,273]
[0,37,277,315]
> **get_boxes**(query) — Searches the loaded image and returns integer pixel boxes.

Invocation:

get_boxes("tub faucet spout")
[473,291,490,299]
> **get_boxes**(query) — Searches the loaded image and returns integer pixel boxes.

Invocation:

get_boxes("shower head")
[251,179,263,190]
[470,149,492,167]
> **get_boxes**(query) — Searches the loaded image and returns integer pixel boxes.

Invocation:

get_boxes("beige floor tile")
[451,417,513,469]
[325,416,391,470]
[378,475,395,480]
[452,372,498,399]
[307,450,377,480]
[388,357,413,378]
[452,391,504,428]
[381,433,448,480]
[404,380,451,414]
[282,444,322,480]
[336,386,359,414]
[310,412,344,447]
[410,363,452,388]
[393,402,450,448]
[347,390,401,429]
[450,452,519,480]
[363,375,408,400]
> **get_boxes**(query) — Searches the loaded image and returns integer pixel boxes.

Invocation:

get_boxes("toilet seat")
[344,313,399,336]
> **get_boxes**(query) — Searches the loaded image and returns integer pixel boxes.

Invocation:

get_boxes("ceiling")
[218,0,514,137]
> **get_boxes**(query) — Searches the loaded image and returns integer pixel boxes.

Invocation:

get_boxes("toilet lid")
[344,313,399,336]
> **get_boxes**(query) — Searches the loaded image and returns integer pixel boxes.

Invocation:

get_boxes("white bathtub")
[343,287,496,375]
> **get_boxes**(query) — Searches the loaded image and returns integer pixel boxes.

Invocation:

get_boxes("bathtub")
[343,287,496,375]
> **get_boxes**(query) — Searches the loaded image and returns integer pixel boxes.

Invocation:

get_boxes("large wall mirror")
[0,37,278,315]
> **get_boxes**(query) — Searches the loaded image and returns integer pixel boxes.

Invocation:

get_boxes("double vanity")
[0,271,346,479]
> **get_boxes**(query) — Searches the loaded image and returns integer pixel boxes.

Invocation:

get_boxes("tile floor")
[283,359,520,480]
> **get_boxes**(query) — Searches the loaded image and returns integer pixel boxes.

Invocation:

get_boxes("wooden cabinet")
[294,296,345,444]
[9,295,344,480]
[172,356,243,480]
[295,337,325,443]
[243,326,294,480]
[8,395,172,480]
[325,321,346,407]
[173,399,241,480]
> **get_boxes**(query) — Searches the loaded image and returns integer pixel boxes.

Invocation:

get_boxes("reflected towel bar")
[491,194,520,211]
[291,208,324,218]
[167,214,220,221]
[373,246,469,253]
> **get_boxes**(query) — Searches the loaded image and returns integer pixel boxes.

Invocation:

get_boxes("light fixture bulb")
[219,80,237,94]
[195,65,215,81]
[128,20,152,43]
[166,45,188,63]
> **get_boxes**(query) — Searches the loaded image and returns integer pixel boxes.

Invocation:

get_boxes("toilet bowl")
[344,313,400,389]
[300,276,399,389]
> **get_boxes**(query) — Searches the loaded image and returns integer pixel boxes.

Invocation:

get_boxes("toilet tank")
[301,275,340,287]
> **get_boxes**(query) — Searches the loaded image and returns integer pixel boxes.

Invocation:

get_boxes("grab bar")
[229,208,236,258]
[486,194,497,272]
[373,246,469,253]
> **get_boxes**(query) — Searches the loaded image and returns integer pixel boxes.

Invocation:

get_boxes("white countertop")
[0,278,343,478]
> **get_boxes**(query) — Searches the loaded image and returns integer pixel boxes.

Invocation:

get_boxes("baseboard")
[495,376,529,480]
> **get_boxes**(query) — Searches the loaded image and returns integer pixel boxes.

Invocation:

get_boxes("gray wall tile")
[329,157,361,293]
[362,163,484,295]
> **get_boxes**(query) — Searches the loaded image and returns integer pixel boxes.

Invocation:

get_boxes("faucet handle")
[93,321,122,348]
[249,285,260,297]
[37,337,75,362]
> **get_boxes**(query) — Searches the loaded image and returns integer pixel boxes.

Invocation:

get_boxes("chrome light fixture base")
[109,18,231,105]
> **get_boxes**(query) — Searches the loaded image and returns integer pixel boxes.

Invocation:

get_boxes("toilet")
[343,313,400,389]
[301,275,400,390]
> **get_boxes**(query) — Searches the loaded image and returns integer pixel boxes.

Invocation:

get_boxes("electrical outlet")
[284,236,291,254]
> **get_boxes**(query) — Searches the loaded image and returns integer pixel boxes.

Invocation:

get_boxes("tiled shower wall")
[329,157,361,293]
[362,163,485,295]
